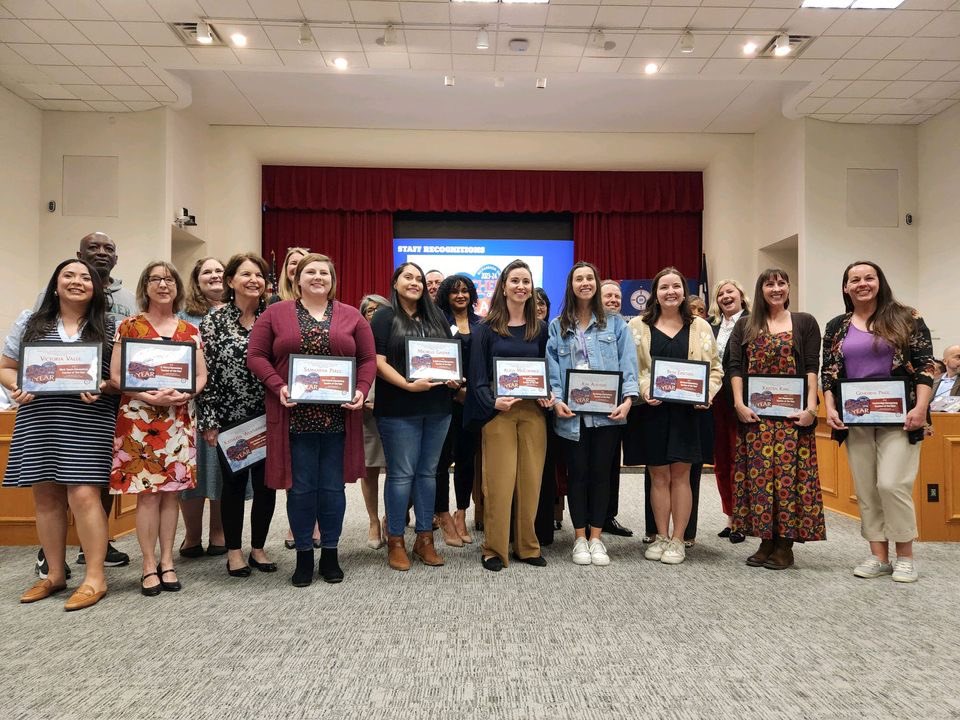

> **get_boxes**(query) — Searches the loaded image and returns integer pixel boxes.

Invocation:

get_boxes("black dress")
[637,324,702,466]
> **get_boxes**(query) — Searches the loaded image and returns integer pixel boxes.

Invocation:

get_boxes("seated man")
[933,345,960,399]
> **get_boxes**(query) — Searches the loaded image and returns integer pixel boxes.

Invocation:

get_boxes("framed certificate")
[288,355,356,404]
[18,342,102,396]
[649,357,709,405]
[745,375,807,419]
[120,339,196,393]
[493,357,548,399]
[564,369,623,415]
[217,415,267,474]
[405,338,462,382]
[837,378,908,426]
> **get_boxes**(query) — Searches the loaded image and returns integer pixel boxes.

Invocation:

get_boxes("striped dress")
[2,312,116,487]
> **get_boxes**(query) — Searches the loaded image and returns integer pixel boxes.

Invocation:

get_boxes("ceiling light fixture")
[774,33,792,56]
[380,24,398,47]
[679,29,695,54]
[298,23,312,46]
[444,75,456,86]
[196,20,212,45]
[588,27,617,52]
[644,62,659,75]
[536,77,547,89]
[333,57,348,70]
[476,26,489,50]
[742,41,758,56]
[230,32,247,47]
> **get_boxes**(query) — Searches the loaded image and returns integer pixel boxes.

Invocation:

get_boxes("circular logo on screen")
[630,288,650,313]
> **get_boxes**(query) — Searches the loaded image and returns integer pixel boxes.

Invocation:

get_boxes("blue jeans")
[378,414,451,536]
[288,432,345,550]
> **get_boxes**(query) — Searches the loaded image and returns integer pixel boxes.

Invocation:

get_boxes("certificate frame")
[836,377,909,427]
[564,369,623,415]
[287,354,356,405]
[404,337,462,382]
[649,357,710,406]
[18,341,102,396]
[216,414,267,475]
[120,338,196,393]
[493,357,549,399]
[745,374,807,419]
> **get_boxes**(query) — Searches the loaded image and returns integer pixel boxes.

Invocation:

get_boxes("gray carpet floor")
[1,471,959,720]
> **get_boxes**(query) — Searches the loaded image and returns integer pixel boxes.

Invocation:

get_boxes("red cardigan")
[247,300,376,491]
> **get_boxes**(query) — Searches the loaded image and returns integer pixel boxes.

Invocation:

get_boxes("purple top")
[842,323,894,379]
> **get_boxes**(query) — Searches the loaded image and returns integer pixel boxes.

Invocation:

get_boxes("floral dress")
[110,314,199,494]
[732,331,825,541]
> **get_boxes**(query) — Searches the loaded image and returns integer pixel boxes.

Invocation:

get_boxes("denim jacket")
[546,312,640,442]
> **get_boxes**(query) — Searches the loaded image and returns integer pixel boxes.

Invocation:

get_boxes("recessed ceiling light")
[536,77,547,88]
[196,20,212,45]
[333,57,348,70]
[230,32,246,47]
[851,0,904,7]
[742,41,758,56]
[774,33,792,56]
[444,75,456,86]
[644,62,659,75]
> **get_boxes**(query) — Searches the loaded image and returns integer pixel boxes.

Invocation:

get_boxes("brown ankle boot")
[435,513,463,547]
[412,531,444,566]
[746,539,775,567]
[453,509,473,544]
[387,536,410,571]
[763,539,795,570]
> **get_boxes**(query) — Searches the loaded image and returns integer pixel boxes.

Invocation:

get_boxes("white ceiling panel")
[540,31,588,56]
[100,45,153,64]
[690,8,747,29]
[856,96,914,112]
[452,53,495,71]
[735,8,794,29]
[642,7,696,28]
[144,0,205,23]
[0,44,27,63]
[536,56,580,72]
[583,31,631,57]
[8,42,71,64]
[545,5,600,28]
[72,21,136,45]
[578,56,622,72]
[276,49,327,67]
[900,58,957,77]
[64,84,115,99]
[97,0,161,21]
[824,10,890,36]
[667,32,725,58]
[626,34,677,58]
[399,2,449,25]
[37,64,92,83]
[914,79,960,96]
[1,0,61,20]
[197,0,257,18]
[44,98,93,109]
[320,50,368,68]
[0,5,11,19]
[104,83,154,100]
[785,9,844,36]
[452,29,496,55]
[494,55,538,72]
[889,36,960,59]
[23,20,89,43]
[593,5,647,27]
[836,79,891,96]
[659,57,707,73]
[703,81,791,133]
[190,45,240,63]
[408,52,451,70]
[46,0,111,21]
[123,100,161,109]
[54,43,114,65]
[818,97,866,113]
[876,79,931,96]
[123,65,162,83]
[780,58,834,78]
[145,84,178,101]
[714,33,773,57]
[0,63,54,82]
[234,47,281,65]
[794,97,827,113]
[803,36,860,59]
[144,45,198,64]
[701,58,751,73]
[210,21,271,48]
[498,3,549,26]
[0,19,44,42]
[810,79,851,96]
[827,58,876,78]
[901,0,954,8]
[860,58,918,79]
[448,2,499,25]
[741,58,790,75]
[870,10,940,36]
[844,36,904,59]
[841,113,879,122]
[495,32,543,55]
[915,10,960,35]
[357,27,407,53]
[349,1,401,24]
[86,99,131,113]
[248,0,303,20]
[402,29,450,54]
[80,65,133,83]
[365,52,410,68]
[297,1,352,23]
[311,26,364,52]
[121,21,183,45]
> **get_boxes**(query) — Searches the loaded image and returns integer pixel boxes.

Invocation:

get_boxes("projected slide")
[394,239,574,316]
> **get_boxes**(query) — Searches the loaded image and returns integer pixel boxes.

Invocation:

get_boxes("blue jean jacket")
[546,313,640,442]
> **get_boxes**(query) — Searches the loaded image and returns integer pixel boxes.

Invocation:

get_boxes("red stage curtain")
[262,209,394,307]
[574,213,702,282]
[262,166,703,214]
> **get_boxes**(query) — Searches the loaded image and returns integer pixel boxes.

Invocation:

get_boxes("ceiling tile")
[46,0,111,20]
[189,46,240,64]
[804,36,859,59]
[208,21,271,48]
[234,47,281,65]
[122,21,182,45]
[714,33,775,58]
[54,43,114,64]
[143,0,204,22]
[80,64,133,83]
[860,59,918,79]
[536,56,580,72]
[735,8,794,28]
[123,100,161,110]
[357,27,407,53]
[297,1,352,23]
[399,2,449,25]
[311,26,363,52]
[700,58,751,73]
[103,83,153,100]
[817,97,865,113]
[97,0,160,21]
[794,97,827,113]
[749,0,798,8]
[780,58,834,78]
[914,79,960,96]
[545,5,600,27]
[900,0,954,8]
[319,50,368,68]
[856,96,914,112]
[37,64,92,83]
[870,9,940,36]
[407,52,451,70]
[594,5,647,27]
[651,0,702,7]
[197,0,256,18]
[875,79,931,96]
[145,84,178,101]
[915,10,960,36]
[86,99,127,111]
[844,36,904,59]
[642,7,696,27]
[689,7,746,28]
[836,79,891,96]
[23,19,88,43]
[784,9,844,36]
[144,45,198,64]
[44,98,93,110]
[263,24,305,51]
[888,36,960,59]
[448,2,498,25]
[452,53,494,71]
[1,0,61,19]
[349,1,401,24]
[7,42,71,64]
[578,56,622,72]
[366,52,410,69]
[700,0,753,6]
[64,84,115,99]
[21,81,74,97]
[540,31,588,56]
[402,29,450,54]
[498,3,548,26]
[740,58,790,75]
[626,34,677,58]
[841,113,879,122]
[0,44,26,63]
[942,63,960,79]
[494,55,538,72]
[0,18,44,42]
[100,45,153,64]
[810,79,851,96]
[0,5,11,18]
[827,58,876,78]
[122,65,161,83]
[825,10,890,36]
[619,57,666,73]
[659,57,706,73]
[72,20,135,44]
[900,58,957,77]
[277,49,329,67]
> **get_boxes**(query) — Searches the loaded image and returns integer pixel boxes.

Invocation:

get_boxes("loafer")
[140,571,162,597]
[512,553,547,567]
[20,578,67,604]
[158,567,182,591]
[205,544,227,557]
[64,584,107,611]
[179,543,205,559]
[248,555,278,573]
[481,555,504,572]
[603,518,634,537]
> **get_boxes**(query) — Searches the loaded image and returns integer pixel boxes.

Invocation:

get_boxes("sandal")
[158,567,182,592]
[140,571,161,597]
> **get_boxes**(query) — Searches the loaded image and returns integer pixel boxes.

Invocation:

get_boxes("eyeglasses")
[147,276,175,286]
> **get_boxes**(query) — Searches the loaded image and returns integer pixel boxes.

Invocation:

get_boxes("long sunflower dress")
[731,330,825,541]
[110,314,199,494]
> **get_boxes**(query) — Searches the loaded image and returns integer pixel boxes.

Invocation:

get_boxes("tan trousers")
[481,400,546,565]
[846,426,921,543]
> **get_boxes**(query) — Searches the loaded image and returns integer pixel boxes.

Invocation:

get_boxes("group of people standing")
[2,233,938,611]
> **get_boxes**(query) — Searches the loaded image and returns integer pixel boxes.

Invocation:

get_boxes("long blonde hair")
[707,278,751,325]
[278,246,311,301]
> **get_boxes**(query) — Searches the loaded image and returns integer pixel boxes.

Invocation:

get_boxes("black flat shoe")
[205,544,227,556]
[158,567,182,591]
[248,555,277,573]
[179,543,204,559]
[729,531,746,544]
[227,561,252,578]
[482,555,503,572]
[717,527,732,538]
[140,571,161,597]
[284,539,296,550]
[603,518,634,537]
[512,554,547,567]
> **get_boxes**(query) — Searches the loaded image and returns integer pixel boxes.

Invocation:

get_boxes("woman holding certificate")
[198,253,277,579]
[546,262,639,567]
[821,261,937,583]
[2,259,115,610]
[248,253,374,586]
[466,259,553,572]
[370,263,458,571]
[110,262,207,596]
[727,268,824,571]
[627,267,721,566]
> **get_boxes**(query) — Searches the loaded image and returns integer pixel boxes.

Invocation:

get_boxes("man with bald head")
[933,345,960,399]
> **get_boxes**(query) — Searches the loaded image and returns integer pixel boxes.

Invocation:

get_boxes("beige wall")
[165,107,210,274]
[918,102,960,355]
[0,87,42,332]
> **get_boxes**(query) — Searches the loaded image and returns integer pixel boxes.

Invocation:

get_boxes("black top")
[370,305,453,418]
[464,320,548,430]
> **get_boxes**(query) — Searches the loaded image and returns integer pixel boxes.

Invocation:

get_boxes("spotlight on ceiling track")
[588,28,617,52]
[298,23,312,46]
[476,26,489,50]
[444,75,456,87]
[680,30,695,54]
[774,33,792,56]
[379,24,398,47]
[196,19,212,44]
[536,77,547,89]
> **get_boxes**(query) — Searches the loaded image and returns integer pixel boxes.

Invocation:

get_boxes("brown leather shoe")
[64,584,107,611]
[435,513,463,547]
[387,535,410,571]
[453,509,473,544]
[764,539,795,570]
[20,579,67,604]
[745,539,776,567]
[412,531,445,566]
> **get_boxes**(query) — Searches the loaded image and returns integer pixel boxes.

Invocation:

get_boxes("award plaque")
[837,378,909,426]
[564,369,623,415]
[405,338,462,382]
[745,375,807,419]
[120,339,196,393]
[288,355,356,405]
[216,415,267,474]
[493,357,549,399]
[649,357,709,405]
[18,342,102,396]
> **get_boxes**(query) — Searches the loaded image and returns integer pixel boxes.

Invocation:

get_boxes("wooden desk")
[815,411,960,542]
[0,410,137,546]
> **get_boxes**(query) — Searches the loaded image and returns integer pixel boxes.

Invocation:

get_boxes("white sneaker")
[853,555,893,579]
[588,539,610,566]
[661,538,686,565]
[572,537,591,565]
[644,535,669,561]
[892,557,919,583]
